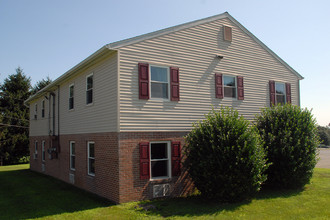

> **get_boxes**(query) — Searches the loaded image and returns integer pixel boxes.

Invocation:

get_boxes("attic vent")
[223,25,232,42]
[153,184,170,198]
[69,173,75,184]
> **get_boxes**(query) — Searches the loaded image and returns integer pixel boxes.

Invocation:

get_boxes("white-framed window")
[34,103,38,119]
[150,66,169,99]
[150,141,171,179]
[86,74,93,105]
[275,82,286,105]
[42,140,45,162]
[69,84,74,110]
[70,141,75,171]
[41,100,45,118]
[223,75,237,98]
[34,141,38,159]
[87,141,95,176]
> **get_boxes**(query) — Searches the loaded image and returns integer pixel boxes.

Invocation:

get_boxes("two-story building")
[25,12,303,203]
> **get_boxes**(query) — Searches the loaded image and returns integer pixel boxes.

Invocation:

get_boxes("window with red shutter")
[171,141,181,176]
[215,73,223,99]
[237,76,244,100]
[139,142,150,180]
[286,83,291,104]
[170,67,180,101]
[138,63,149,99]
[269,80,276,106]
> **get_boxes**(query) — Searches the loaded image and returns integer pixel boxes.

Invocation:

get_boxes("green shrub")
[18,156,30,164]
[317,126,330,146]
[185,107,268,202]
[255,104,319,189]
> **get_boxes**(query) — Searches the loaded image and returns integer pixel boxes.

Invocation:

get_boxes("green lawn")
[0,164,329,219]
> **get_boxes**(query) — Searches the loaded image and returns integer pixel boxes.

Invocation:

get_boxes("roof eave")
[25,46,117,105]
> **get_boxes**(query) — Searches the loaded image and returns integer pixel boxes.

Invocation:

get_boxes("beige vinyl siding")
[60,53,118,134]
[118,18,299,131]
[29,97,50,136]
[30,52,118,136]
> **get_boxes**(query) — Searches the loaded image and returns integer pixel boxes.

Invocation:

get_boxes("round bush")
[255,104,319,189]
[185,107,268,202]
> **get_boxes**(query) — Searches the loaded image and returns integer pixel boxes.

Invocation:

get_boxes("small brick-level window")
[70,141,75,170]
[34,141,38,159]
[86,74,93,105]
[42,140,45,162]
[140,141,181,180]
[87,141,95,176]
[69,84,74,110]
[150,141,171,179]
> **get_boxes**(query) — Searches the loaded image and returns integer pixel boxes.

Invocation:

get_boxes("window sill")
[87,173,95,177]
[150,177,171,182]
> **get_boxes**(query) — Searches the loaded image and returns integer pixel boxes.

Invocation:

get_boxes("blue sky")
[1,0,329,126]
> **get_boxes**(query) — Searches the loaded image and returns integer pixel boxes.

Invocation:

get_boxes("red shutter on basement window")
[237,76,244,100]
[286,83,291,104]
[139,142,150,180]
[171,141,181,176]
[170,67,180,101]
[215,73,223,99]
[138,63,149,99]
[269,80,276,106]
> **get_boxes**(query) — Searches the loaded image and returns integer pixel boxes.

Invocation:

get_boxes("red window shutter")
[170,67,180,101]
[286,83,291,104]
[269,80,276,106]
[139,142,150,180]
[138,63,149,99]
[171,141,181,176]
[215,73,223,99]
[237,76,244,100]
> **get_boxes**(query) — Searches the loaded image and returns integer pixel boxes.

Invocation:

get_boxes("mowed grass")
[0,165,330,219]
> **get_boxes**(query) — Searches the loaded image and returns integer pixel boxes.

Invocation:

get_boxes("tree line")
[0,67,51,165]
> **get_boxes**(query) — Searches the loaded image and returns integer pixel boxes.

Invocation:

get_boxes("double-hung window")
[275,82,286,105]
[41,100,45,118]
[150,66,169,99]
[223,75,236,98]
[150,142,171,179]
[86,74,93,105]
[34,141,38,159]
[34,104,38,119]
[42,141,45,162]
[69,84,74,110]
[70,141,75,170]
[87,141,95,176]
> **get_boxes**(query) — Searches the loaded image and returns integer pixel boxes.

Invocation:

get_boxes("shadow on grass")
[0,168,114,220]
[136,187,304,218]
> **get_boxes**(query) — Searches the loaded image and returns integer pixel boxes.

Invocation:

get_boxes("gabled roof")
[107,12,303,80]
[26,12,303,104]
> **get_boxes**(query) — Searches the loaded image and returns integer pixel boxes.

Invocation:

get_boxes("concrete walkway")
[316,148,330,168]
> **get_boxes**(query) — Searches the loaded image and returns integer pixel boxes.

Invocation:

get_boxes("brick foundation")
[30,131,194,203]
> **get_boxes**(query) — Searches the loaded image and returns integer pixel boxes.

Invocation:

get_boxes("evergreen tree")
[0,67,31,165]
[31,76,52,95]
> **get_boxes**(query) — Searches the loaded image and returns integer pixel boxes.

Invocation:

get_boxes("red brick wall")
[29,131,194,203]
[118,132,194,203]
[30,132,120,203]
